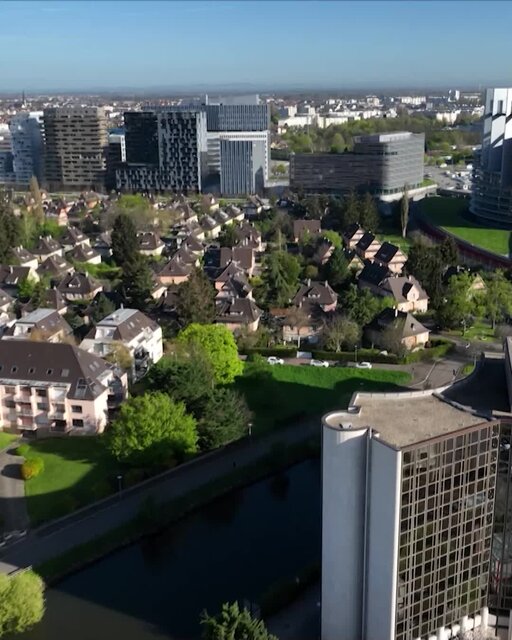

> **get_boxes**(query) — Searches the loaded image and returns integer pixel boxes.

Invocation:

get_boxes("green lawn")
[378,230,412,253]
[0,432,17,450]
[447,321,496,342]
[233,363,411,434]
[22,438,117,526]
[420,197,511,256]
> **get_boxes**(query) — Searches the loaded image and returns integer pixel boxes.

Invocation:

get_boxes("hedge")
[309,349,400,364]
[16,444,30,458]
[21,456,45,481]
[240,347,297,358]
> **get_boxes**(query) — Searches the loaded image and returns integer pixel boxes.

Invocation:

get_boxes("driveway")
[0,446,29,534]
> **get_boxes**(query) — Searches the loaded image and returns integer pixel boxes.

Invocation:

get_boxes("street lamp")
[248,422,253,438]
[117,474,123,494]
[354,345,358,364]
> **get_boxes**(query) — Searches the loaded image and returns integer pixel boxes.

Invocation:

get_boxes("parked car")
[267,356,284,366]
[310,359,329,368]
[356,361,372,369]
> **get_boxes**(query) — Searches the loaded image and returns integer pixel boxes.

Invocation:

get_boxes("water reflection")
[20,459,321,640]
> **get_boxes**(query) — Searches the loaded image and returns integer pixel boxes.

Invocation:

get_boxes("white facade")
[9,112,44,184]
[80,308,163,370]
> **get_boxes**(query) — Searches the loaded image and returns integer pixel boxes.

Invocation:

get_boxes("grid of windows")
[396,423,499,640]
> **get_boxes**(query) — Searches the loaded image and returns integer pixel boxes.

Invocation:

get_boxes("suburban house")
[359,265,429,313]
[213,262,247,291]
[33,236,63,262]
[60,227,91,252]
[235,223,264,252]
[12,247,38,269]
[344,249,365,274]
[372,241,407,274]
[180,234,204,257]
[3,308,72,343]
[225,204,245,224]
[354,232,382,260]
[342,223,365,249]
[313,240,335,266]
[66,244,102,265]
[293,219,321,243]
[0,266,39,297]
[291,280,338,315]
[0,289,13,315]
[92,232,112,259]
[80,308,163,379]
[57,272,102,301]
[21,287,68,316]
[200,215,223,239]
[0,340,126,435]
[219,247,256,276]
[215,298,262,334]
[215,275,253,301]
[37,256,74,280]
[157,247,199,286]
[365,308,430,352]
[200,193,219,213]
[277,280,338,344]
[138,231,165,257]
[443,267,487,294]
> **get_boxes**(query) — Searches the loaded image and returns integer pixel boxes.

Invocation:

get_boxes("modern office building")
[42,107,108,191]
[471,88,512,226]
[218,132,269,195]
[0,128,14,185]
[290,131,424,198]
[106,129,126,191]
[205,103,270,132]
[322,389,503,640]
[116,109,207,193]
[9,112,44,185]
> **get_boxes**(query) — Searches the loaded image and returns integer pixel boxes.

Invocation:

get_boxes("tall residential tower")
[471,88,512,225]
[43,107,108,191]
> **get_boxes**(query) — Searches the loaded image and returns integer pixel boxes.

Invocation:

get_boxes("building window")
[36,389,47,398]
[72,419,84,428]
[36,403,48,410]
[71,405,82,413]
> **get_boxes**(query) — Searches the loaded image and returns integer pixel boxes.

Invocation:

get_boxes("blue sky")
[0,0,510,92]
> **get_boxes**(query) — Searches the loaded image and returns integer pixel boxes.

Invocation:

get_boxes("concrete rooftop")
[323,390,488,449]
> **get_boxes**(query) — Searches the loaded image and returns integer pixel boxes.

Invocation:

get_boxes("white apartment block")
[80,308,163,378]
[0,340,126,435]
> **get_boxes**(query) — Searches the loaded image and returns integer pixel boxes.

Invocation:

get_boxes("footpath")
[0,418,318,575]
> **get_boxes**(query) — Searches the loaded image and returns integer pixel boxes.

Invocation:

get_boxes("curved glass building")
[471,88,512,226]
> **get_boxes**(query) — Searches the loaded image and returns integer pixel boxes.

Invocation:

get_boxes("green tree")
[407,242,444,308]
[110,194,153,230]
[120,254,153,310]
[321,230,342,249]
[0,570,45,636]
[341,191,360,229]
[330,132,345,153]
[111,213,138,268]
[359,192,380,232]
[439,237,458,267]
[146,348,214,412]
[175,268,216,327]
[197,388,252,450]
[437,272,476,330]
[178,324,243,384]
[17,275,37,301]
[28,277,50,309]
[324,246,349,288]
[484,271,512,330]
[261,250,301,307]
[90,293,116,324]
[217,224,239,248]
[108,392,197,468]
[400,187,409,239]
[342,284,385,326]
[0,202,21,263]
[322,314,361,352]
[29,176,44,222]
[201,602,277,640]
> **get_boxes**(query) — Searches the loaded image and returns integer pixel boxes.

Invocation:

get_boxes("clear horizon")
[0,0,510,92]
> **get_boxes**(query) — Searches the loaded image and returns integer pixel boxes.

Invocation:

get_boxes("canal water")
[21,458,321,640]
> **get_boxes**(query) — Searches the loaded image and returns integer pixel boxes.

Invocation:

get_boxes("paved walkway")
[0,418,318,574]
[0,446,29,534]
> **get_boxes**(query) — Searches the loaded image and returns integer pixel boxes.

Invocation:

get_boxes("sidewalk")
[0,418,318,575]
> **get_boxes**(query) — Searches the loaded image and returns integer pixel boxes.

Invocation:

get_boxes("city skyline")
[1,0,511,92]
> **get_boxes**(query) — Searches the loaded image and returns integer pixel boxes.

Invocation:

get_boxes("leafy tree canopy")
[111,213,138,268]
[0,570,45,637]
[108,392,197,468]
[201,602,277,640]
[175,268,216,327]
[197,388,252,451]
[178,324,243,384]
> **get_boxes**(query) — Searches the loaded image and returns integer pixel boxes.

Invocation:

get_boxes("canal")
[21,458,321,640]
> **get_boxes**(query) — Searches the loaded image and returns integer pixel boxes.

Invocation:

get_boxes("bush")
[240,347,296,358]
[15,444,30,458]
[20,457,44,481]
[402,339,454,364]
